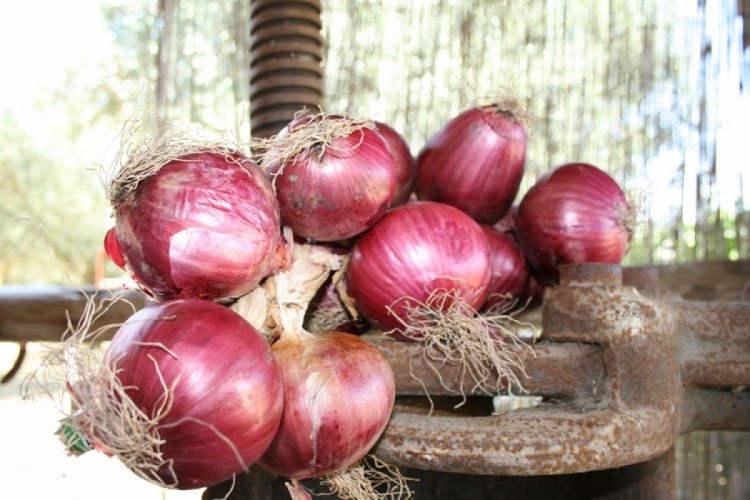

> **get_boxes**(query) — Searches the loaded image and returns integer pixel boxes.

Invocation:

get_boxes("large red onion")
[263,114,398,242]
[414,103,527,224]
[374,120,415,206]
[514,162,633,282]
[106,150,287,302]
[65,299,284,489]
[344,201,492,336]
[480,225,528,311]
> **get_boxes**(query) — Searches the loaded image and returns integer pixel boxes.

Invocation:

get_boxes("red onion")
[262,114,398,242]
[62,299,284,489]
[345,201,492,337]
[374,121,415,206]
[514,162,633,282]
[260,331,395,479]
[414,103,527,224]
[237,252,396,495]
[106,148,287,302]
[480,225,528,312]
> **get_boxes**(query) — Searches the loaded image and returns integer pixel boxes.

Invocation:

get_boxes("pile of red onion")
[47,103,636,499]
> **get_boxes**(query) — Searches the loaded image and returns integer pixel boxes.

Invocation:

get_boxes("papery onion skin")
[259,332,395,479]
[492,204,518,234]
[267,115,398,242]
[480,225,528,311]
[415,105,527,224]
[374,120,416,206]
[345,201,492,336]
[514,162,632,282]
[101,299,284,489]
[110,152,286,302]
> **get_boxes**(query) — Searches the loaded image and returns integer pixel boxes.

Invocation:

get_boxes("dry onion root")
[25,292,179,485]
[387,288,535,408]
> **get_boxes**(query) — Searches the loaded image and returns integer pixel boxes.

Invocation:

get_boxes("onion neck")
[267,239,343,343]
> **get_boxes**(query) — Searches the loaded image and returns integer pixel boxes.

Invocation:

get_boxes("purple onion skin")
[269,119,398,242]
[415,105,527,224]
[374,121,416,207]
[112,152,286,302]
[345,201,492,337]
[259,332,395,479]
[480,225,528,311]
[514,162,632,282]
[103,299,284,489]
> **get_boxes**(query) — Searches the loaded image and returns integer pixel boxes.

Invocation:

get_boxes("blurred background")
[0,0,748,498]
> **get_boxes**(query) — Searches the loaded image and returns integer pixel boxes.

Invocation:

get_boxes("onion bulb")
[105,133,287,302]
[415,103,527,224]
[374,120,415,206]
[514,162,633,282]
[345,201,492,336]
[260,113,398,242]
[480,225,528,312]
[58,298,284,489]
[343,201,531,401]
[237,245,399,498]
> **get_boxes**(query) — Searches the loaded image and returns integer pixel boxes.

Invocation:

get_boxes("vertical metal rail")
[248,0,325,138]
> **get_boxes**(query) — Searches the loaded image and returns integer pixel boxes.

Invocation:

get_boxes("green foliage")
[0,111,106,284]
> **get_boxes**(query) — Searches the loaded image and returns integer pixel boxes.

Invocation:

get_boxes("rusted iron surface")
[371,262,750,476]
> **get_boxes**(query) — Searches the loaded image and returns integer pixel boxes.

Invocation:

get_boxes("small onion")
[514,162,633,281]
[259,331,395,480]
[415,103,527,224]
[107,149,287,302]
[65,299,284,489]
[263,114,398,242]
[480,225,528,312]
[239,252,397,492]
[374,120,416,206]
[345,201,492,337]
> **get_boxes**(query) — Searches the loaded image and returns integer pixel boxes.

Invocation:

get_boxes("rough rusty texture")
[369,335,605,399]
[371,262,750,478]
[249,0,324,138]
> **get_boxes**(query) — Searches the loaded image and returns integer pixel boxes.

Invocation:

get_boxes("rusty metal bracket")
[369,263,750,476]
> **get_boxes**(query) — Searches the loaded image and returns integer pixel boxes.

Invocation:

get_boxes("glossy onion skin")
[269,118,397,242]
[514,162,631,282]
[374,121,416,206]
[345,201,492,335]
[415,105,527,224]
[480,225,528,310]
[259,332,396,479]
[103,299,284,489]
[111,152,285,302]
